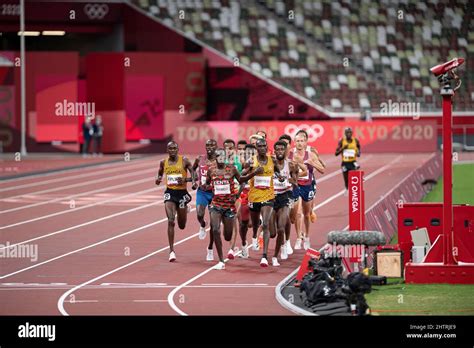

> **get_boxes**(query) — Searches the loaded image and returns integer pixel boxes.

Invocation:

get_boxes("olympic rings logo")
[284,124,325,142]
[84,4,109,20]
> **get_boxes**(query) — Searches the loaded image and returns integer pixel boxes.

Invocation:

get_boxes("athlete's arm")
[272,156,285,182]
[183,156,197,189]
[306,151,325,174]
[238,165,260,184]
[296,161,308,178]
[288,161,299,186]
[310,147,326,168]
[335,139,344,156]
[205,167,213,186]
[192,156,200,171]
[356,138,361,157]
[155,160,165,185]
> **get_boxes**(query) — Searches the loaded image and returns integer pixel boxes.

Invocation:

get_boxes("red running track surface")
[0,153,443,315]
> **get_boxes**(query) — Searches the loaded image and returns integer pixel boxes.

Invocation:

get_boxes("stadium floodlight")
[42,31,66,36]
[17,31,40,36]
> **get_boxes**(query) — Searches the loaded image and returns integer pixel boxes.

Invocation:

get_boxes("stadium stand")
[134,0,473,113]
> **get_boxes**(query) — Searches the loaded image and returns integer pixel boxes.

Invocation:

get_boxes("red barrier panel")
[365,154,442,244]
[166,120,437,154]
[295,248,321,283]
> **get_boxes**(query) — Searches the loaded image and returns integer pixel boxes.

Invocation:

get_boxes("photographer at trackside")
[335,127,361,195]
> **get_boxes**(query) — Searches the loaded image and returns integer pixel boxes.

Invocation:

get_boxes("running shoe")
[272,257,280,267]
[206,249,214,261]
[294,238,302,250]
[240,243,249,258]
[260,257,269,267]
[286,240,294,255]
[214,261,225,270]
[227,248,235,260]
[303,237,311,250]
[280,245,288,260]
[252,237,259,251]
[198,226,206,240]
[169,251,176,262]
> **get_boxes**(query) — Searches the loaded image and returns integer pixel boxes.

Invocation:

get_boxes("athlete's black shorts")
[341,161,360,172]
[164,189,192,208]
[248,200,274,212]
[274,191,293,211]
[210,205,236,219]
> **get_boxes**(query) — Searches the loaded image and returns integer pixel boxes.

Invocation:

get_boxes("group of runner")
[155,127,360,270]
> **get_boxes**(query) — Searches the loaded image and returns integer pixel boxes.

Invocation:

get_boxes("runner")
[289,131,325,250]
[278,134,306,256]
[155,141,196,262]
[237,144,257,258]
[206,148,260,269]
[223,138,243,258]
[335,127,361,195]
[192,139,218,261]
[271,140,299,265]
[245,139,283,267]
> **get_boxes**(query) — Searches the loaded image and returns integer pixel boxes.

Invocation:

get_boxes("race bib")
[254,176,271,188]
[299,168,309,180]
[343,149,356,159]
[167,174,182,185]
[201,175,207,185]
[214,183,231,195]
[274,178,288,190]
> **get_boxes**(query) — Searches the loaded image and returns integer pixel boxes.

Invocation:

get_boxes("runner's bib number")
[274,178,288,191]
[214,183,231,195]
[299,168,309,180]
[343,149,356,159]
[201,175,207,185]
[167,174,182,185]
[254,176,271,188]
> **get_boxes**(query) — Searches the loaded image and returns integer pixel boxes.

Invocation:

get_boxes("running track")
[0,153,438,315]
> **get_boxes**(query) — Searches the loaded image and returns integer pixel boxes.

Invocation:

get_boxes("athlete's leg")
[250,207,261,244]
[165,202,177,252]
[177,204,188,230]
[343,167,349,189]
[207,208,214,250]
[210,210,224,262]
[223,215,234,242]
[196,204,207,229]
[261,205,273,257]
[273,206,289,258]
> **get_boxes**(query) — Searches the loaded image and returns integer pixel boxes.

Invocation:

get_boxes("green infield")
[366,163,474,315]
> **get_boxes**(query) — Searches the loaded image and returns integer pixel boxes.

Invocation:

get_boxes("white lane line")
[0,210,167,279]
[0,189,198,278]
[0,187,194,251]
[0,185,161,230]
[2,163,156,201]
[0,156,159,185]
[167,155,403,316]
[57,229,201,316]
[133,300,168,303]
[0,157,159,192]
[201,283,268,286]
[53,159,353,315]
[0,168,157,213]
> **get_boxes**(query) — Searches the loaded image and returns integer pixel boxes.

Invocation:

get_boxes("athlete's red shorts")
[240,188,250,221]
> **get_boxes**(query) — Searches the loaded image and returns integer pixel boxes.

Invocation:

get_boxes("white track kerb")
[54,155,388,316]
[167,155,398,316]
[275,155,404,315]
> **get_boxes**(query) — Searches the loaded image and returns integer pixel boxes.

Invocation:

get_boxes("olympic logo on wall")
[284,124,325,142]
[84,4,109,20]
